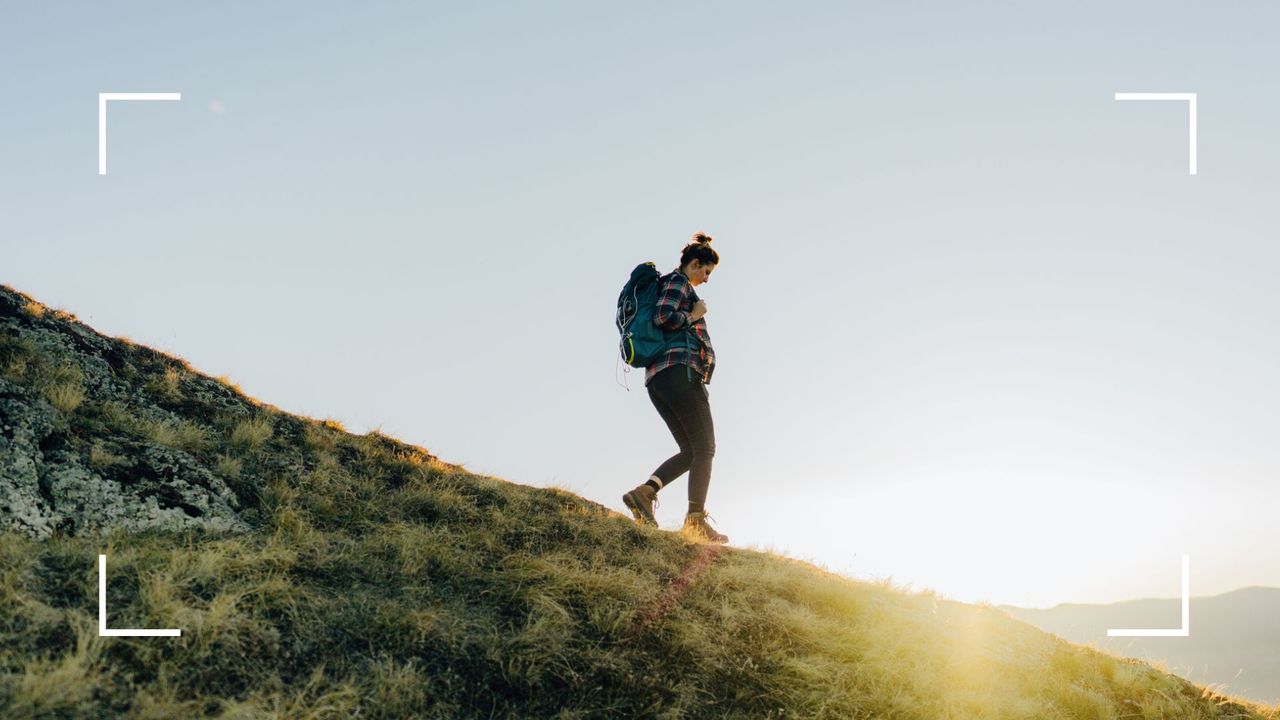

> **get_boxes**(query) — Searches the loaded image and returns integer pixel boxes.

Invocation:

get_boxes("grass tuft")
[145,366,184,402]
[214,454,244,479]
[43,381,84,414]
[229,416,274,453]
[141,417,212,454]
[88,441,127,469]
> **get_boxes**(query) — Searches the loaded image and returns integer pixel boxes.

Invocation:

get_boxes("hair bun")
[679,231,721,267]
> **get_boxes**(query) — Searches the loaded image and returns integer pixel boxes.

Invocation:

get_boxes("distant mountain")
[1002,587,1280,705]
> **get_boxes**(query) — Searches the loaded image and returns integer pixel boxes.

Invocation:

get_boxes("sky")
[3,1,1279,609]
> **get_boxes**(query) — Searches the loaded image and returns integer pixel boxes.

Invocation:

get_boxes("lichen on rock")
[0,286,252,538]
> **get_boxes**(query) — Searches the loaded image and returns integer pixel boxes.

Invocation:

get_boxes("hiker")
[622,233,728,544]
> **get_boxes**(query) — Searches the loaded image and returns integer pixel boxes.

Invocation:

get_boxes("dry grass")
[43,381,84,414]
[1,354,30,380]
[145,366,184,402]
[21,300,46,319]
[98,400,135,429]
[1,463,1274,719]
[216,375,247,397]
[0,337,34,380]
[214,454,243,479]
[229,416,274,453]
[39,363,84,414]
[2,611,103,717]
[141,417,212,454]
[303,424,339,454]
[88,442,127,469]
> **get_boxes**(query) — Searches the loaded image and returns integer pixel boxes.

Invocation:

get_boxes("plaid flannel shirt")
[644,268,716,386]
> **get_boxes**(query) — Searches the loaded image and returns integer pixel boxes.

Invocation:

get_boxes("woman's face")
[685,260,716,287]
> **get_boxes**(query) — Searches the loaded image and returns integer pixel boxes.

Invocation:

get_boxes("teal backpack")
[616,262,695,369]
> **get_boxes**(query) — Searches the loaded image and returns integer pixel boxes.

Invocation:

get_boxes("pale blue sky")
[4,2,1279,608]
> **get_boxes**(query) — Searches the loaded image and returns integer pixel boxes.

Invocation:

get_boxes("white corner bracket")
[98,554,181,637]
[98,92,181,175]
[1113,92,1197,175]
[1107,554,1190,637]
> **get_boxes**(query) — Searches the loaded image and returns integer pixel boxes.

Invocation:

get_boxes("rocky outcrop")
[0,379,248,537]
[0,282,453,539]
[0,285,251,538]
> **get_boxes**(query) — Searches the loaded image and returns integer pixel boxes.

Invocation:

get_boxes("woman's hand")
[690,300,708,322]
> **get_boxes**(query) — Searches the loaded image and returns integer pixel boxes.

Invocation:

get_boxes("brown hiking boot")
[622,484,659,527]
[682,511,728,544]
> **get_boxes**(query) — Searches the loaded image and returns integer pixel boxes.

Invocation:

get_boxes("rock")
[0,285,254,539]
[0,378,57,537]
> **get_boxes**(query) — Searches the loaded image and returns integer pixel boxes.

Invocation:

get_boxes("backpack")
[615,262,694,368]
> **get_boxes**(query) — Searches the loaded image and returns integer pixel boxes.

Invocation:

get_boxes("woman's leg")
[649,366,716,513]
[648,369,693,488]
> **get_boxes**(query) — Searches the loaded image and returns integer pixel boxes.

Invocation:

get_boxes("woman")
[622,232,727,544]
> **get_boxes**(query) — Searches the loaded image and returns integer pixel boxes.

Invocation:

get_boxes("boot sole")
[622,491,658,527]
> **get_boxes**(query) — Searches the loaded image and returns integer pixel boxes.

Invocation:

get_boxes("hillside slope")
[1,283,1276,719]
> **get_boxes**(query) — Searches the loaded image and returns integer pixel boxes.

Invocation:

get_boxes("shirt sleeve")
[653,274,691,331]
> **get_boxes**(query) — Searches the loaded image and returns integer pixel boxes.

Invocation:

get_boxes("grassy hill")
[1,282,1276,719]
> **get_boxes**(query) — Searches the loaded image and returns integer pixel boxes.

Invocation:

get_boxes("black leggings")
[648,364,716,512]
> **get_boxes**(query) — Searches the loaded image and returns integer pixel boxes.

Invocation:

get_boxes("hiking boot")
[622,484,659,527]
[682,511,728,544]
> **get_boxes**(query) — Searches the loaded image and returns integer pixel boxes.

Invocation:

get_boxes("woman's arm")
[653,274,692,331]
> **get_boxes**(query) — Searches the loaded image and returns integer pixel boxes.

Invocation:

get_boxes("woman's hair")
[680,232,719,268]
